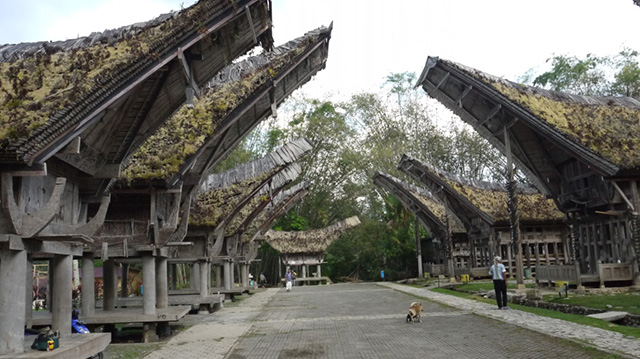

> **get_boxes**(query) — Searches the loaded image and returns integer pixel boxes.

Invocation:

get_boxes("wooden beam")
[34,234,94,245]
[612,181,635,212]
[435,72,450,90]
[0,163,48,177]
[62,137,81,154]
[478,104,501,126]
[54,143,106,176]
[1,173,23,234]
[457,85,473,108]
[93,164,121,178]
[22,177,67,238]
[77,195,111,236]
[244,5,258,45]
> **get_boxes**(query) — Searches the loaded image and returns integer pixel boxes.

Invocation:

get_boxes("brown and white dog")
[406,301,422,323]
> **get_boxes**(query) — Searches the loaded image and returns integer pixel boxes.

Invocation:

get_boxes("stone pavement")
[379,282,640,358]
[136,282,639,358]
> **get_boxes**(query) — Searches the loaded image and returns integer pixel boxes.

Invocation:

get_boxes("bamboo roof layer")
[265,216,361,254]
[189,139,311,227]
[373,172,465,234]
[399,155,564,224]
[241,182,309,243]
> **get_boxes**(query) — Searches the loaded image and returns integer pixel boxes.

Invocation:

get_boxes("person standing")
[285,269,293,292]
[488,256,508,309]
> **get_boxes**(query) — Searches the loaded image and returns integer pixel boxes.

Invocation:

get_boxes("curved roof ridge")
[200,138,311,192]
[440,58,640,108]
[206,25,331,88]
[0,11,178,61]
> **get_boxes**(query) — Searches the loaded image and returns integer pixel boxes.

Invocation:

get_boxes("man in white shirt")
[488,256,508,309]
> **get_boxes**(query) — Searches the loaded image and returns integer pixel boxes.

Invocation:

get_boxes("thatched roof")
[455,60,640,169]
[189,139,311,227]
[222,164,302,236]
[241,182,309,243]
[417,57,640,178]
[200,138,311,192]
[0,0,272,165]
[265,216,361,254]
[399,155,564,224]
[372,172,465,234]
[120,26,330,182]
[443,174,564,224]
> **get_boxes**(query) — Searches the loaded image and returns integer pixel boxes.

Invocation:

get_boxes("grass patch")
[544,292,640,315]
[431,288,640,338]
[454,281,535,292]
[102,343,162,359]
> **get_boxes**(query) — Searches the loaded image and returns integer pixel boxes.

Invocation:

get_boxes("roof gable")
[265,216,360,254]
[0,0,273,166]
[434,58,640,171]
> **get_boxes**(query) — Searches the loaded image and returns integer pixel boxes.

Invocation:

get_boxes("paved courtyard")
[132,282,638,359]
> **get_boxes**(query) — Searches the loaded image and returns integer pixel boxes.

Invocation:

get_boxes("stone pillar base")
[143,323,159,343]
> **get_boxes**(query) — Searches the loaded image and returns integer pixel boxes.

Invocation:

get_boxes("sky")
[1,0,639,100]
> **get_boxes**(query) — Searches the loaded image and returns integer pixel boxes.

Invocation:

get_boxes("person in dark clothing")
[488,256,508,309]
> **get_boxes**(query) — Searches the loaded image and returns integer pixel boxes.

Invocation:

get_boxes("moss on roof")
[445,60,640,169]
[120,31,320,181]
[189,169,277,227]
[411,189,466,233]
[265,216,360,254]
[0,0,226,147]
[441,175,564,223]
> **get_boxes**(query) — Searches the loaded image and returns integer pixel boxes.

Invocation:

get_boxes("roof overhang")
[398,154,494,227]
[373,172,448,238]
[416,57,619,199]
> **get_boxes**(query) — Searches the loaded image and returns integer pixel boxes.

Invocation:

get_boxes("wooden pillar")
[25,255,33,328]
[156,257,168,309]
[200,262,209,297]
[628,180,640,285]
[191,263,200,291]
[507,243,513,278]
[81,253,95,316]
[103,259,116,311]
[223,260,232,290]
[610,220,620,262]
[230,260,236,287]
[0,247,27,354]
[534,242,540,279]
[505,127,524,289]
[51,255,72,336]
[241,263,249,288]
[215,264,222,288]
[168,263,176,290]
[415,217,424,279]
[142,255,156,315]
[121,263,129,298]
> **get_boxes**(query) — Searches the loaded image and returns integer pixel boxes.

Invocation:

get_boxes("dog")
[406,301,422,323]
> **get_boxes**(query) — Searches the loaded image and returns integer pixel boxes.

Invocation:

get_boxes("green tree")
[244,73,507,283]
[528,47,640,97]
